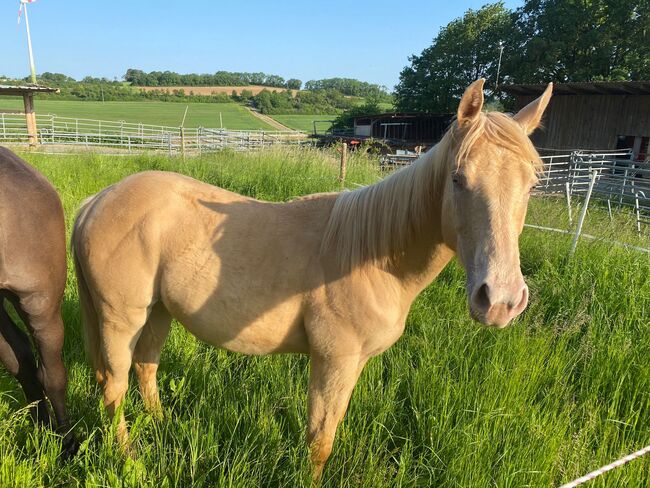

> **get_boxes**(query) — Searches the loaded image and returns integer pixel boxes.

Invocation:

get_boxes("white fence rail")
[538,151,650,233]
[0,113,311,153]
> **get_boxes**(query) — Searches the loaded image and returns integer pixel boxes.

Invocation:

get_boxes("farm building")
[501,81,650,160]
[0,84,59,146]
[353,113,453,145]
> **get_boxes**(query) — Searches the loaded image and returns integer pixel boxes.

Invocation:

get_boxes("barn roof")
[0,84,59,96]
[501,81,650,96]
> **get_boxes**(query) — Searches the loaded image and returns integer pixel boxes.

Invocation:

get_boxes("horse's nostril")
[474,283,491,310]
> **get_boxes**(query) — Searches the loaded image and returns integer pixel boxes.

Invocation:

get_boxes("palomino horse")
[0,147,77,456]
[72,80,552,477]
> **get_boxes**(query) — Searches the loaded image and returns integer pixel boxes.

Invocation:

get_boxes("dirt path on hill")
[246,107,296,131]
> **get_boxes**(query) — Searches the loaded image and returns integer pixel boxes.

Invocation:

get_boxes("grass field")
[269,114,338,133]
[0,148,649,487]
[0,99,273,130]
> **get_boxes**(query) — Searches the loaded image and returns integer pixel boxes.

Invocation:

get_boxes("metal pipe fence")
[0,113,312,153]
[537,150,649,233]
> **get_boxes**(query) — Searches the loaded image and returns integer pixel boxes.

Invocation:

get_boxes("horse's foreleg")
[0,301,49,425]
[307,353,367,481]
[133,302,172,419]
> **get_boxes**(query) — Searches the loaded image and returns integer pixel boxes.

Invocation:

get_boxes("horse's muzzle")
[468,280,529,328]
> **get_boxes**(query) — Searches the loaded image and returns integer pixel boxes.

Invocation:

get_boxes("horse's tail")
[71,191,109,385]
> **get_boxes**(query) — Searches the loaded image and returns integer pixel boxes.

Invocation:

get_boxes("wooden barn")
[353,112,453,145]
[501,81,650,160]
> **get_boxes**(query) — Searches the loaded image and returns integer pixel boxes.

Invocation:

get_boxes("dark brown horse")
[0,146,76,456]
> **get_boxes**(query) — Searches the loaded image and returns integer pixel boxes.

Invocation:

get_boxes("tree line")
[124,69,302,89]
[252,89,355,115]
[395,0,649,113]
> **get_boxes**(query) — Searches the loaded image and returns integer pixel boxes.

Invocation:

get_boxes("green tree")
[395,2,513,113]
[509,0,650,82]
[286,78,302,90]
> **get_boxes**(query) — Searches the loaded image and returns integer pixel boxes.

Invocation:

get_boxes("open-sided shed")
[501,81,650,159]
[353,113,453,145]
[0,84,59,146]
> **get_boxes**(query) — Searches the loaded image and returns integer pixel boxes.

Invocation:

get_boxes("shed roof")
[355,112,452,121]
[501,81,650,96]
[0,84,59,96]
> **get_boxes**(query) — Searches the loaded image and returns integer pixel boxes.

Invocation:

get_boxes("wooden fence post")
[23,93,37,147]
[339,142,348,190]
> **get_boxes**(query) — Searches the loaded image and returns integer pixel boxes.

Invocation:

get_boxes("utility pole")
[21,0,38,84]
[495,41,505,92]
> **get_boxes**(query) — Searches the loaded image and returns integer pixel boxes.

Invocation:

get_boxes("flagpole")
[22,1,37,84]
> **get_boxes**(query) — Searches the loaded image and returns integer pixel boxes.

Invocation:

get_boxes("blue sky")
[3,0,523,90]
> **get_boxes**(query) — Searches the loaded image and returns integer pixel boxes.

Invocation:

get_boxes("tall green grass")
[0,148,648,487]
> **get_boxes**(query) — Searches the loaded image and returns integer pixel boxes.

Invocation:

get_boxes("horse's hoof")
[60,434,80,460]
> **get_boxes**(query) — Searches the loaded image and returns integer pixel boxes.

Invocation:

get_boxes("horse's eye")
[452,173,464,188]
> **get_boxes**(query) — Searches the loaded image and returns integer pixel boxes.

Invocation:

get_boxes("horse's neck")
[387,142,456,297]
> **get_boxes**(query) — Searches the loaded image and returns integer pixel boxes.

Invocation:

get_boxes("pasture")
[0,147,648,487]
[0,100,273,130]
[268,114,338,133]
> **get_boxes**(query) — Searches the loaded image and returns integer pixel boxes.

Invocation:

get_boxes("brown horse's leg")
[307,353,367,481]
[12,296,78,456]
[0,300,49,424]
[133,302,172,419]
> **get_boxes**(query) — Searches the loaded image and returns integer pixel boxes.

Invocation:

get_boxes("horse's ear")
[513,82,553,134]
[457,79,485,125]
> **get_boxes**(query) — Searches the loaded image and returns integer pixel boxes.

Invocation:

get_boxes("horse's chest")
[362,317,407,358]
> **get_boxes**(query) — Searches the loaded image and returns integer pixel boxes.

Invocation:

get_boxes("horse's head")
[442,79,552,328]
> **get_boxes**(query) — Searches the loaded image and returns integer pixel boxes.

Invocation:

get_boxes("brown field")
[138,85,298,96]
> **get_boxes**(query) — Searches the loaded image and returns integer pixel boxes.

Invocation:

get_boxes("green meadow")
[0,99,273,130]
[269,114,338,133]
[0,147,648,487]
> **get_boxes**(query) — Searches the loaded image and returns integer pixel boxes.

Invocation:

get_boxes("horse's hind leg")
[11,295,78,455]
[133,302,172,419]
[99,307,149,449]
[0,300,49,424]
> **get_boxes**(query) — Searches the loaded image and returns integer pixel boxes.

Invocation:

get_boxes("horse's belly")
[165,292,309,355]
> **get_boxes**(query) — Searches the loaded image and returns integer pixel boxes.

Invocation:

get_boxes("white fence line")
[0,113,311,153]
[537,151,650,234]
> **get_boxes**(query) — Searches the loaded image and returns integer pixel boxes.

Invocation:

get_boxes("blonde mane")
[321,111,543,271]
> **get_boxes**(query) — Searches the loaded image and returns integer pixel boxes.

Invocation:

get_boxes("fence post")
[635,192,642,235]
[569,169,597,256]
[180,127,186,161]
[167,133,172,157]
[565,182,573,226]
[620,168,628,205]
[339,142,348,190]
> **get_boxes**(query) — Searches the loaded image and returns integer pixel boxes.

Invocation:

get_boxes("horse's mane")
[321,111,543,271]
